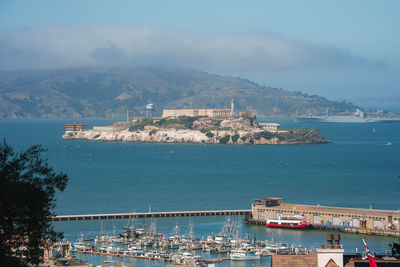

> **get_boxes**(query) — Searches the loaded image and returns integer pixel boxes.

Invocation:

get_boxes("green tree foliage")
[0,140,68,266]
[141,117,154,125]
[219,135,230,144]
[254,131,275,140]
[205,131,214,138]
[294,128,308,135]
[177,116,196,129]
[231,134,240,143]
[157,118,178,128]
[155,116,196,129]
[129,118,154,131]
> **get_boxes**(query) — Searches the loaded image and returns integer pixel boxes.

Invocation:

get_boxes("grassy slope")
[0,66,358,118]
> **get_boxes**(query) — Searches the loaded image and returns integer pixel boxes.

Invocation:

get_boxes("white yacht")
[127,245,144,255]
[230,249,260,260]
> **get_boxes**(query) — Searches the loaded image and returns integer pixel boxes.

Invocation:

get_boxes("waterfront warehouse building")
[251,198,400,236]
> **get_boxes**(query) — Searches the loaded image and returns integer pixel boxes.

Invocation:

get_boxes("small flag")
[362,238,378,267]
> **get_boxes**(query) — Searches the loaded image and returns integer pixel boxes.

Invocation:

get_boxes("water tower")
[145,103,154,117]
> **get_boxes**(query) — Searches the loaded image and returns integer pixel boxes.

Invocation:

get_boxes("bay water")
[1,118,400,266]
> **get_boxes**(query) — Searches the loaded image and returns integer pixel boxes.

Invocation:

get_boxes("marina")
[48,217,400,266]
[48,216,310,266]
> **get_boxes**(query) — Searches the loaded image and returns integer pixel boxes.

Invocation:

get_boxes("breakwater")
[52,209,251,221]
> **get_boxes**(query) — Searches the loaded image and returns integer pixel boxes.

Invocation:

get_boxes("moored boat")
[266,214,309,229]
[230,249,260,260]
[127,244,144,255]
[71,242,85,251]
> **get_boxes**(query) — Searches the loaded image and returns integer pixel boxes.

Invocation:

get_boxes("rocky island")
[62,113,329,145]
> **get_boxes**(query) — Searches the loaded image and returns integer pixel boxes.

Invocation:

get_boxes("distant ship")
[296,109,400,123]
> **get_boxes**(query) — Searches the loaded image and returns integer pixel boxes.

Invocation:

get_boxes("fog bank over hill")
[0,67,361,118]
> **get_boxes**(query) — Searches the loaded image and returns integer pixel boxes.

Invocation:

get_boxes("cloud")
[0,25,375,71]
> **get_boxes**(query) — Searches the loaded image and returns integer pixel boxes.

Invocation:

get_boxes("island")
[62,112,329,145]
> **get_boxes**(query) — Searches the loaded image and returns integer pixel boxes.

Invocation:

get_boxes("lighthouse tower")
[230,98,234,116]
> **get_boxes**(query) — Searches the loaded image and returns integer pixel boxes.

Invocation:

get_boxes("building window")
[333,217,341,226]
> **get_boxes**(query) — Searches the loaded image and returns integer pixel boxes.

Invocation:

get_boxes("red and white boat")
[266,214,309,229]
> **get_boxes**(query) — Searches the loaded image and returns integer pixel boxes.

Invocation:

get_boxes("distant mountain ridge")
[0,67,359,118]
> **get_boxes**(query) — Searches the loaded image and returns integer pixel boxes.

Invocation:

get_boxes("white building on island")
[259,122,280,132]
[162,99,234,118]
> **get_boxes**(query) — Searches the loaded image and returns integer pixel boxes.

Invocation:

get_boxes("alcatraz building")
[65,123,85,132]
[161,99,234,118]
[251,198,400,235]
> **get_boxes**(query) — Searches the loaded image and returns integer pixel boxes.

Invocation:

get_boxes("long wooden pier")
[52,209,251,222]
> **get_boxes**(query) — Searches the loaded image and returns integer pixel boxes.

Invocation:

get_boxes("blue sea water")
[1,118,400,265]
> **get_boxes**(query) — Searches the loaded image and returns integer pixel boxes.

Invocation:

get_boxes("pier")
[52,209,251,221]
[52,199,400,237]
[244,218,400,237]
[250,198,400,237]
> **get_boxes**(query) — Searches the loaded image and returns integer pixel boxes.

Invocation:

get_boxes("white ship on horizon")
[296,109,400,123]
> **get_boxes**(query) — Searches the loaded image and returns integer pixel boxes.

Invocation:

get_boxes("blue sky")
[1,0,399,100]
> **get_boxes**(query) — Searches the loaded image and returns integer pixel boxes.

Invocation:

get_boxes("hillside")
[0,67,359,118]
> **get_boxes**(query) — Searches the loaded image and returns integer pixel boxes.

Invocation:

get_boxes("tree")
[0,140,68,266]
[219,135,230,144]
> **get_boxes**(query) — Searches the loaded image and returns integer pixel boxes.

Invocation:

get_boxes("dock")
[52,209,251,221]
[71,250,229,264]
[52,198,400,237]
[250,197,400,237]
[244,218,400,237]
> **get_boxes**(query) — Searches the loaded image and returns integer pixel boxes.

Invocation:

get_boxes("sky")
[0,0,399,100]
